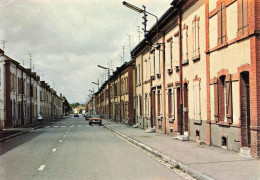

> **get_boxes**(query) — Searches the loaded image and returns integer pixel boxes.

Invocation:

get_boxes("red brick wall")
[249,0,260,158]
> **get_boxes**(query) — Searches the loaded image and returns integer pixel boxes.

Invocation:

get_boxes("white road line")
[64,135,66,137]
[61,126,66,128]
[52,148,56,152]
[59,140,62,142]
[53,126,58,128]
[38,165,45,171]
[71,125,74,127]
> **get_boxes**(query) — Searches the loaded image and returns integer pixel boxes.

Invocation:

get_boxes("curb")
[0,131,29,142]
[104,124,215,180]
[0,122,53,142]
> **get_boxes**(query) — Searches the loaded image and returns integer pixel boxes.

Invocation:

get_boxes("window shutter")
[217,4,222,45]
[243,0,248,33]
[157,91,160,116]
[196,81,200,120]
[196,20,200,55]
[166,43,171,69]
[155,50,160,74]
[238,0,243,36]
[222,3,227,43]
[192,22,195,56]
[168,90,172,118]
[214,79,219,121]
[226,75,233,123]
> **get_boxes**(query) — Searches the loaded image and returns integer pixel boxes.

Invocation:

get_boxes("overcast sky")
[0,0,172,104]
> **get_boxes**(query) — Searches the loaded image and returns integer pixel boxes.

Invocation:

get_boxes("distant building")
[73,105,86,114]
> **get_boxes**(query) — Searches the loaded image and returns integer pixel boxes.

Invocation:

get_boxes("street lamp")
[98,65,112,81]
[122,1,159,44]
[92,80,99,89]
[122,1,143,13]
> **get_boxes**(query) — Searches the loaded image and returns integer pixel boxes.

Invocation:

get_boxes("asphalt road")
[0,116,185,180]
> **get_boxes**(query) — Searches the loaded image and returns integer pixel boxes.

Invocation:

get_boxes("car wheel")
[89,122,91,125]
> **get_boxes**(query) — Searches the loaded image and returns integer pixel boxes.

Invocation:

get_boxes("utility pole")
[142,5,147,37]
[29,54,33,69]
[122,46,125,64]
[1,40,6,51]
[127,34,131,52]
[127,34,132,60]
[137,26,141,42]
[119,55,123,64]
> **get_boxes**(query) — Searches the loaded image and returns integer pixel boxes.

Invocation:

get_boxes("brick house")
[129,0,260,157]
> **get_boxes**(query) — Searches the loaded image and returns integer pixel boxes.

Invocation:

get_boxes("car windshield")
[91,115,100,118]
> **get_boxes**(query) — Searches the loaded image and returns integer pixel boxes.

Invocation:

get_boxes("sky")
[0,0,173,104]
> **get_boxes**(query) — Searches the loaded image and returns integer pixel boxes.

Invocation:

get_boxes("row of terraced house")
[0,49,69,130]
[87,0,260,158]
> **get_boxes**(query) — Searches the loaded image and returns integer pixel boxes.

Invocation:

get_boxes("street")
[0,116,185,180]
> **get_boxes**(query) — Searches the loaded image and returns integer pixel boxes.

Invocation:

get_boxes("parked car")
[85,114,91,121]
[89,115,102,125]
[37,114,44,122]
[74,113,79,117]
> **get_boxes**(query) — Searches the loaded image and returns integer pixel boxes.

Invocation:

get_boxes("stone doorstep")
[146,127,156,133]
[239,147,251,157]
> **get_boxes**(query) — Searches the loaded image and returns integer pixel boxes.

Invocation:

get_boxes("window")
[144,95,148,117]
[139,95,142,116]
[183,25,188,60]
[238,0,248,36]
[192,16,200,57]
[214,75,232,123]
[150,50,155,77]
[155,49,160,75]
[217,1,227,45]
[144,60,147,81]
[166,39,173,70]
[138,64,141,84]
[157,90,161,116]
[193,80,201,120]
[168,89,172,118]
[173,33,180,68]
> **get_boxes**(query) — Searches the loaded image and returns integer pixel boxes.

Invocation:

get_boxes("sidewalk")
[103,120,260,180]
[0,119,55,142]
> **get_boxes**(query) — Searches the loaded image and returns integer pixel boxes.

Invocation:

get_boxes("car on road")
[89,115,102,125]
[74,113,79,117]
[85,114,91,121]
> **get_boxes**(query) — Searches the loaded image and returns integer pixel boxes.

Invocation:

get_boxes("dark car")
[89,115,102,125]
[74,113,79,117]
[85,114,91,121]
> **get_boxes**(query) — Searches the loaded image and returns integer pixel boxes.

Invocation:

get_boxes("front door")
[151,90,156,128]
[240,71,250,147]
[183,83,189,132]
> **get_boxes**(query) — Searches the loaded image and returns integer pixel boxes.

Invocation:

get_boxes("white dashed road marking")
[54,126,58,128]
[64,135,66,137]
[52,148,56,152]
[59,140,62,142]
[61,126,66,128]
[78,125,82,127]
[38,165,45,171]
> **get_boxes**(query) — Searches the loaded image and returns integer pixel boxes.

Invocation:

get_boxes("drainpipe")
[162,33,166,134]
[141,54,144,128]
[119,74,122,123]
[150,40,153,128]
[178,9,183,135]
[21,70,24,125]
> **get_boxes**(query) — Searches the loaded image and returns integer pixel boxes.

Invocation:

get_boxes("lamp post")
[122,1,159,44]
[98,65,112,81]
[89,89,94,115]
[92,79,99,89]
